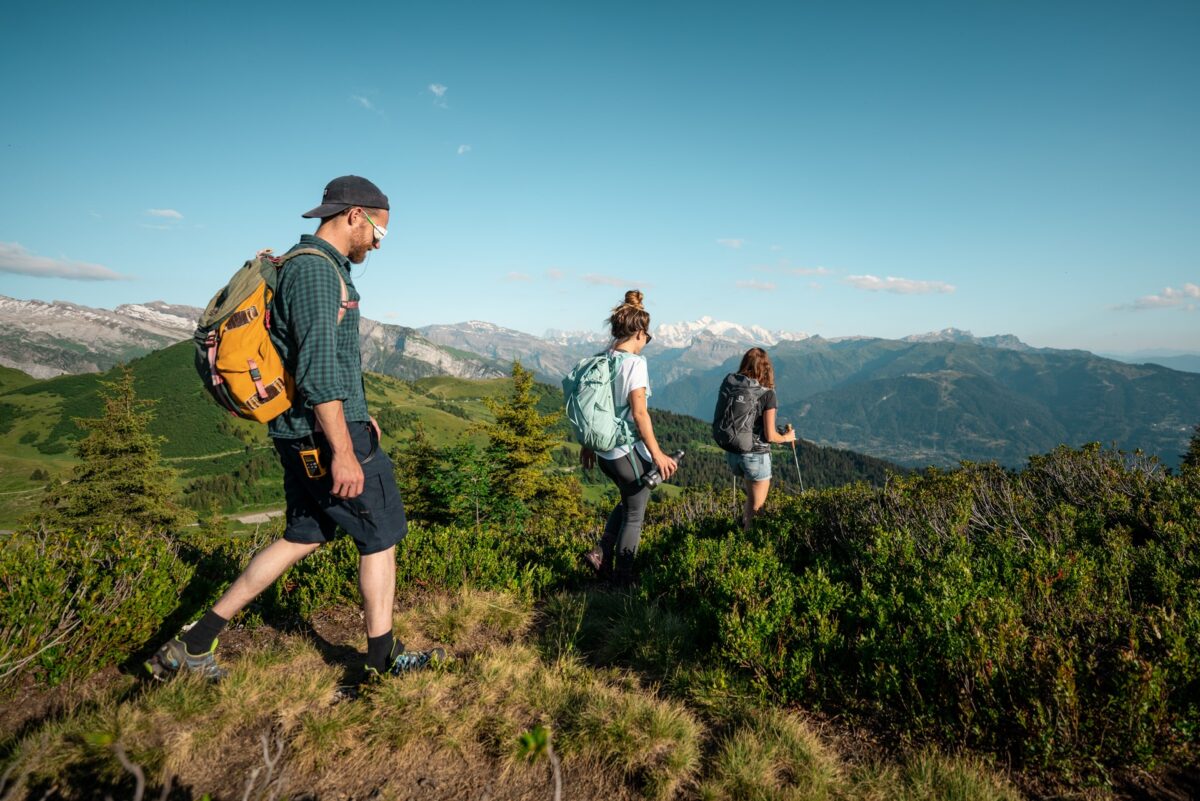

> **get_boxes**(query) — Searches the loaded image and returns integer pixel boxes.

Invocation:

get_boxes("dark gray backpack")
[712,373,766,453]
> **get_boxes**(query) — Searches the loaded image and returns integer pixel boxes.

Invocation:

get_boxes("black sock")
[180,610,228,655]
[367,632,396,673]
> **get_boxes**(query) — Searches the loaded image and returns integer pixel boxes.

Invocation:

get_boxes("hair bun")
[623,289,644,310]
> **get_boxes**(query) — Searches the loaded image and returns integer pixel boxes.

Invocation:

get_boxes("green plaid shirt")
[267,235,369,439]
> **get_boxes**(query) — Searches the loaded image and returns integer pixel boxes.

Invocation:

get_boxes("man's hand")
[330,451,365,499]
[369,415,382,440]
[581,447,596,470]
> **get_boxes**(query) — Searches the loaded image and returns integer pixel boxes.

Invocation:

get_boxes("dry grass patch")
[401,587,533,654]
[699,708,841,801]
[0,589,700,800]
[849,751,1024,801]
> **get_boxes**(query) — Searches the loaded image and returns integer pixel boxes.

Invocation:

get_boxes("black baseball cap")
[301,175,390,218]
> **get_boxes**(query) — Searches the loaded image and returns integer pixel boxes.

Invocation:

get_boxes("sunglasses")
[361,209,388,242]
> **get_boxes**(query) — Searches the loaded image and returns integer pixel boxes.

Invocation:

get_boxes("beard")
[348,229,375,264]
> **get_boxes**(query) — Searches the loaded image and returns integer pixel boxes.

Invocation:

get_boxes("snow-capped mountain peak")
[902,328,1031,351]
[543,328,609,346]
[653,316,808,348]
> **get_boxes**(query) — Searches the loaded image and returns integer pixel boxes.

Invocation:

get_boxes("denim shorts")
[726,451,772,482]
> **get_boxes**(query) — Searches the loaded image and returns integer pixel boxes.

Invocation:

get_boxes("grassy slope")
[0,346,491,526]
[0,365,35,394]
[0,588,1021,801]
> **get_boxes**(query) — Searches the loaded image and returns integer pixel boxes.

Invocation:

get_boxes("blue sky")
[1,0,1196,352]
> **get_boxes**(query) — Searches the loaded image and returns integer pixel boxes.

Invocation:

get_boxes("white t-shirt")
[597,350,653,462]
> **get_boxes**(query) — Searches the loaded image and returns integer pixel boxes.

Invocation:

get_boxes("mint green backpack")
[562,352,637,452]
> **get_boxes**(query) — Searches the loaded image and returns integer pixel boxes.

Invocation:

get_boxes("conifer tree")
[1184,423,1200,471]
[482,362,561,504]
[38,366,187,531]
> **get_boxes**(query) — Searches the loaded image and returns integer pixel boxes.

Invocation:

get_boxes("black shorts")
[273,421,408,555]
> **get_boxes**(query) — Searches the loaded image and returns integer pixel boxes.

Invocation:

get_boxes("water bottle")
[642,450,685,489]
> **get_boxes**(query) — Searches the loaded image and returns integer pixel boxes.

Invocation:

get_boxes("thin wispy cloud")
[1120,283,1200,311]
[457,144,472,155]
[429,83,449,108]
[716,238,745,249]
[351,94,376,111]
[789,266,832,276]
[737,280,776,292]
[845,274,955,295]
[0,242,129,281]
[582,273,649,289]
[546,268,565,281]
[504,271,532,282]
[146,208,182,220]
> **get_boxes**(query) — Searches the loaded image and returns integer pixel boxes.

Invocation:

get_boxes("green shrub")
[0,523,191,693]
[639,446,1200,777]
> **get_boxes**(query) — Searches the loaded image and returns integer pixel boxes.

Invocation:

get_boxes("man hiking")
[147,175,441,683]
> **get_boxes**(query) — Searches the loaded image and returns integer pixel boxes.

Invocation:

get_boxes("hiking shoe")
[387,646,446,675]
[582,547,604,573]
[362,646,447,685]
[143,638,226,682]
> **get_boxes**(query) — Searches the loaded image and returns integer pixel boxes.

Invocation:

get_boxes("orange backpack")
[193,248,347,423]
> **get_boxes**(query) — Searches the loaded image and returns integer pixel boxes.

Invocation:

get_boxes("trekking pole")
[786,424,805,492]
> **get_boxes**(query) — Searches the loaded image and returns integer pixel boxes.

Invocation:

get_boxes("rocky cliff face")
[0,295,506,383]
[358,319,505,380]
[0,296,200,378]
[419,321,594,381]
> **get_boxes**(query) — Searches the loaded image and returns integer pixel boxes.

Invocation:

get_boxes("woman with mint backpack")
[580,290,677,585]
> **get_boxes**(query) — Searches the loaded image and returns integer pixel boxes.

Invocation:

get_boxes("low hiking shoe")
[388,647,446,674]
[362,646,447,686]
[582,547,604,573]
[143,638,226,682]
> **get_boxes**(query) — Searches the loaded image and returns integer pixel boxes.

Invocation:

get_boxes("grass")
[1,588,1024,800]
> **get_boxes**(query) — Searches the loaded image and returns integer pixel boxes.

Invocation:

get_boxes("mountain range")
[0,295,504,382]
[1,293,1196,469]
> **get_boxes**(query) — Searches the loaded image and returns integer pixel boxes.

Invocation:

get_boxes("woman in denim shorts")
[724,348,796,528]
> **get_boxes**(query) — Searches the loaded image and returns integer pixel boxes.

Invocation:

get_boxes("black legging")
[597,451,654,571]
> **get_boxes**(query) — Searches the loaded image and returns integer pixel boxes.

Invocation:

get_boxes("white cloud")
[736,280,776,292]
[504,271,532,282]
[582,273,649,289]
[146,208,182,220]
[844,274,955,295]
[351,95,375,110]
[429,83,448,97]
[546,268,565,281]
[716,238,745,249]
[457,144,472,155]
[1122,283,1200,311]
[0,242,129,281]
[789,266,832,276]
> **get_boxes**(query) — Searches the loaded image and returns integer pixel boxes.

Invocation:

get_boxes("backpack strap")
[606,350,644,480]
[274,247,352,322]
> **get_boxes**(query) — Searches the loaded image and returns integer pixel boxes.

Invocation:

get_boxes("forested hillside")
[0,342,898,526]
